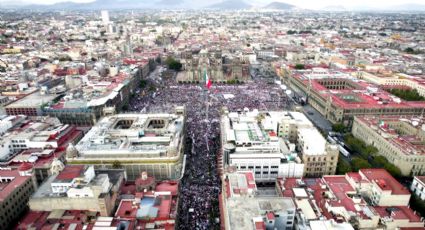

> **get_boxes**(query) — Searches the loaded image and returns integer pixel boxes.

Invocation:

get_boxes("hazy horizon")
[1,0,425,10]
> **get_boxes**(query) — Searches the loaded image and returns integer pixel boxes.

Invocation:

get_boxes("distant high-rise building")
[101,10,110,24]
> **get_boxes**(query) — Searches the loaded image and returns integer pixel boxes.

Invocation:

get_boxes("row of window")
[11,140,25,143]
[11,144,27,148]
[0,180,33,228]
[306,167,334,172]
[355,124,425,166]
[307,157,334,161]
[255,171,278,175]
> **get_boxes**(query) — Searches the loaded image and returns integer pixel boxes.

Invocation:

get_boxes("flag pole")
[206,68,210,123]
[204,68,210,153]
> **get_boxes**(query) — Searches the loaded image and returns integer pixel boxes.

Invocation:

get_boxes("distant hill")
[206,0,252,10]
[263,2,296,10]
[19,0,156,10]
[9,0,425,12]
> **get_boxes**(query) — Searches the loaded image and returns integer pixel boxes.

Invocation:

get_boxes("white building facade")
[411,176,425,201]
[222,109,305,182]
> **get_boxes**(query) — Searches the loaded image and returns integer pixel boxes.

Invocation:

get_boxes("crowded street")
[127,70,291,230]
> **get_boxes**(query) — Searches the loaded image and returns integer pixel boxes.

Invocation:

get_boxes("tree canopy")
[165,57,182,71]
[352,157,371,171]
[343,134,402,178]
[294,64,305,70]
[387,88,425,101]
[332,123,346,133]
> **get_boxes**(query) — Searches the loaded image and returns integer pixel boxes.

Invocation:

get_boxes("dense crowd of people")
[127,68,291,230]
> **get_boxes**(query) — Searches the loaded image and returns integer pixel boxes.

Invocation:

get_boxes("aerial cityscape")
[0,0,425,229]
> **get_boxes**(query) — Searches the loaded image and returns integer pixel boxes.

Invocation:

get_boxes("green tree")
[405,47,414,54]
[373,155,388,167]
[332,123,346,133]
[165,56,174,65]
[344,134,364,155]
[388,88,425,101]
[112,160,123,169]
[58,56,72,62]
[149,85,156,92]
[364,145,378,156]
[140,79,147,88]
[336,158,352,175]
[227,79,237,84]
[384,164,402,178]
[294,64,305,70]
[344,135,403,178]
[165,57,182,71]
[352,157,371,171]
[169,61,182,71]
[155,36,163,45]
[409,194,425,218]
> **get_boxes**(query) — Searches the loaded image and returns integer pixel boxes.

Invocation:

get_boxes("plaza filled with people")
[126,69,291,230]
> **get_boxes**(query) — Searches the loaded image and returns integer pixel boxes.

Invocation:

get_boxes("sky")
[0,0,424,9]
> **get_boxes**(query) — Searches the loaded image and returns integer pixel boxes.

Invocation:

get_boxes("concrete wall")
[377,193,411,207]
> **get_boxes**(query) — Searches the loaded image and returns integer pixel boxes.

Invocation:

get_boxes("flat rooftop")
[47,73,130,110]
[356,116,425,156]
[16,210,96,230]
[309,220,354,230]
[293,71,425,110]
[226,197,295,230]
[115,181,178,225]
[360,169,410,195]
[5,91,58,108]
[322,176,361,213]
[31,168,122,199]
[74,112,185,158]
[0,167,32,202]
[226,171,257,198]
[223,110,308,152]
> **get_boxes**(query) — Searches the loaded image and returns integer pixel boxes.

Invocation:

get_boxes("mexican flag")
[204,69,212,89]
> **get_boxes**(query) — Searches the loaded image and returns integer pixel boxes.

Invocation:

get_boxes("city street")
[302,105,333,133]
